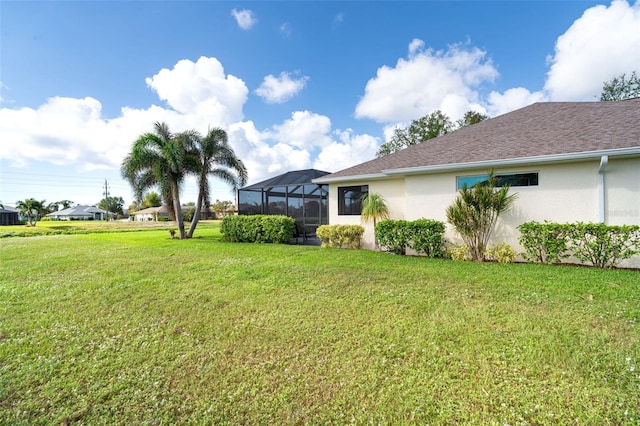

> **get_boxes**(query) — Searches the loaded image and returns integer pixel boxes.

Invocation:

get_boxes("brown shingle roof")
[316,99,640,182]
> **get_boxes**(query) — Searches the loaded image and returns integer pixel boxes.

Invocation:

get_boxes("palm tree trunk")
[186,187,204,238]
[171,181,186,239]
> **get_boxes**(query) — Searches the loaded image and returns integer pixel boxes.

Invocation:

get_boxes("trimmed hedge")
[376,218,446,257]
[220,215,296,244]
[519,221,640,268]
[316,225,364,249]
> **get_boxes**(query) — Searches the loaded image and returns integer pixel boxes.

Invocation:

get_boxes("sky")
[1,0,640,209]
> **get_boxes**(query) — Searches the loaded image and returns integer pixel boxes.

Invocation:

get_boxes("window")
[338,185,368,215]
[457,172,538,190]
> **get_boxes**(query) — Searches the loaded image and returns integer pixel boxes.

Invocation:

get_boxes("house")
[46,205,106,221]
[132,205,194,222]
[0,207,19,225]
[313,98,640,267]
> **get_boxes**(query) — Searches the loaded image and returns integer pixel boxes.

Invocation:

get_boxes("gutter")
[598,155,609,223]
[313,147,640,185]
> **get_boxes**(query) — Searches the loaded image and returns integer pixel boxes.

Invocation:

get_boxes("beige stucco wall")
[328,157,640,267]
[327,178,405,250]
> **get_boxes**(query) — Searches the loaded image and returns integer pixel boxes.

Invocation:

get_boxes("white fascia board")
[382,147,640,176]
[312,173,389,185]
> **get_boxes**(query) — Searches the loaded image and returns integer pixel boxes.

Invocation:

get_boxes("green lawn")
[0,226,638,425]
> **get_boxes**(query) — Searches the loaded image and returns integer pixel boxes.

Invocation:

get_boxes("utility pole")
[103,179,110,221]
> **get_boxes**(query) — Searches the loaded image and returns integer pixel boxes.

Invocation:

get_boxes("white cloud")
[280,22,292,37]
[145,56,248,125]
[544,0,640,101]
[231,8,257,30]
[314,130,379,172]
[268,111,332,150]
[355,42,498,123]
[486,88,547,117]
[255,72,309,104]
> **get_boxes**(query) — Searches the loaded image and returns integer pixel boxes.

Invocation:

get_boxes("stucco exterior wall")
[605,157,640,226]
[328,157,640,267]
[328,178,405,250]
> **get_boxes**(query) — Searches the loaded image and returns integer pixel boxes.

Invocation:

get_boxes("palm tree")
[361,192,390,249]
[446,172,517,261]
[16,198,45,226]
[121,122,189,239]
[184,127,247,238]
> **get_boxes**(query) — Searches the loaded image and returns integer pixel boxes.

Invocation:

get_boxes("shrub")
[486,242,516,263]
[375,219,411,254]
[375,219,447,257]
[409,219,447,258]
[220,215,296,244]
[519,221,640,268]
[446,172,517,261]
[317,225,364,249]
[518,221,570,264]
[566,222,640,269]
[449,243,471,261]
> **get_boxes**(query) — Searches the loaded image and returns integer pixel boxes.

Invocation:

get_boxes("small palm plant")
[446,172,517,261]
[361,192,390,250]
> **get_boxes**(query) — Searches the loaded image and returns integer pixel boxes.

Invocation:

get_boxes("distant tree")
[121,122,189,239]
[58,200,74,209]
[16,198,46,226]
[360,193,390,250]
[211,199,234,218]
[98,196,125,219]
[141,191,162,208]
[456,110,489,128]
[600,71,640,101]
[376,110,457,157]
[47,202,60,213]
[183,127,247,238]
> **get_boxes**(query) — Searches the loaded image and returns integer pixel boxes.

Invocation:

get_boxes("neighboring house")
[132,205,192,222]
[46,205,106,221]
[0,207,19,225]
[314,99,640,267]
[133,206,169,222]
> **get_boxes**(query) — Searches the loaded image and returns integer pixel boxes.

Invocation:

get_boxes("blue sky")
[1,0,639,208]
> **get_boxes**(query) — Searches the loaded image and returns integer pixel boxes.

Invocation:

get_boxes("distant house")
[46,205,106,221]
[0,207,19,225]
[133,206,170,222]
[132,205,194,222]
[314,99,640,267]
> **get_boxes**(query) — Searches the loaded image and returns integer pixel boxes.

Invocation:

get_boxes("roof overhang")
[312,173,389,185]
[315,147,640,184]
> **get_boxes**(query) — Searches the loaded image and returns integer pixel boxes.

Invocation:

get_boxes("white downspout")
[598,155,608,223]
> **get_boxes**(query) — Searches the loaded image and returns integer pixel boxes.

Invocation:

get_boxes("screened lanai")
[237,169,330,242]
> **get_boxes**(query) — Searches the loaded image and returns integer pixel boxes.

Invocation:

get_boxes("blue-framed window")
[457,172,538,190]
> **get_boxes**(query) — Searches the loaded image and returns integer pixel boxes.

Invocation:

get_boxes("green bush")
[375,219,446,257]
[375,219,411,254]
[316,225,364,249]
[409,219,446,257]
[486,242,516,263]
[519,221,640,268]
[220,215,296,244]
[566,222,640,269]
[518,221,570,264]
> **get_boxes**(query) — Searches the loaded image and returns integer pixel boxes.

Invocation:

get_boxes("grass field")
[0,223,638,424]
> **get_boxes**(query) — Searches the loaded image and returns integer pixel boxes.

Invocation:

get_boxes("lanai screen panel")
[237,169,329,229]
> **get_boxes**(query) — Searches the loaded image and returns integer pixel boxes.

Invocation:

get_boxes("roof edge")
[382,147,640,177]
[312,173,389,184]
